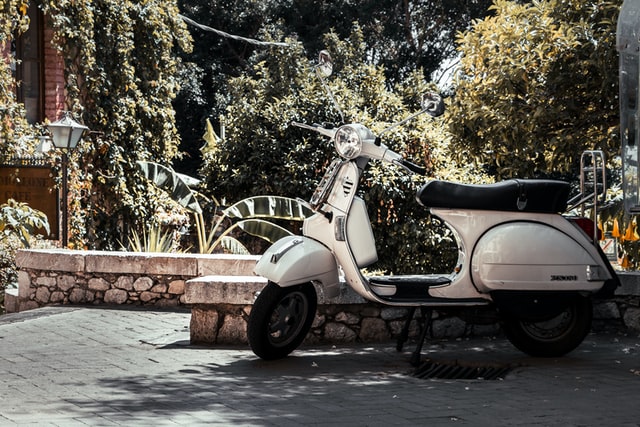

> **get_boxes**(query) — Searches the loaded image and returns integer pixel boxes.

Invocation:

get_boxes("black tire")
[247,282,317,360]
[502,294,592,357]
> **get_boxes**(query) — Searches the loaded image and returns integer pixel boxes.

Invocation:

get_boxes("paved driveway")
[0,306,639,426]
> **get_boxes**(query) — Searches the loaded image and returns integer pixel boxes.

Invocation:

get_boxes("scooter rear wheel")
[502,294,592,357]
[247,281,317,360]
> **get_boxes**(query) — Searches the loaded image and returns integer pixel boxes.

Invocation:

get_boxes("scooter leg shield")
[255,236,341,298]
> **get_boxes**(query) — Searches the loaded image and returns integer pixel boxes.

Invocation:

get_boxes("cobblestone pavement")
[0,306,639,426]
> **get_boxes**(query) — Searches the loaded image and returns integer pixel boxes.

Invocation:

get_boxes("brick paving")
[0,306,639,426]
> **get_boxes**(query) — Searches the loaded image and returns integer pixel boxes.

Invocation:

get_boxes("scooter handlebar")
[290,121,336,138]
[395,158,427,175]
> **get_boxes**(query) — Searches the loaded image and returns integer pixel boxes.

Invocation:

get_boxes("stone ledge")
[616,272,640,296]
[3,288,18,314]
[9,250,261,314]
[15,249,260,276]
[185,276,268,305]
[185,275,368,306]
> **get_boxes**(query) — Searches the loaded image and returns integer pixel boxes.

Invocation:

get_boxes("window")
[14,5,44,124]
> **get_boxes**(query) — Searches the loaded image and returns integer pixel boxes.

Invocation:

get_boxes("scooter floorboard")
[368,274,489,305]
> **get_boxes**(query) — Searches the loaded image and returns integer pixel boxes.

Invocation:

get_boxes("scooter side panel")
[254,236,340,296]
[471,221,604,292]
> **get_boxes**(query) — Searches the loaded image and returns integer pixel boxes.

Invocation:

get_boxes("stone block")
[69,288,89,304]
[593,301,621,319]
[85,252,198,276]
[168,280,185,294]
[104,288,128,304]
[35,276,56,287]
[359,317,390,342]
[4,288,18,313]
[197,254,260,277]
[151,284,168,293]
[184,276,267,305]
[19,300,39,311]
[432,316,467,339]
[140,291,159,303]
[623,307,640,330]
[114,276,134,291]
[335,311,360,325]
[57,275,76,292]
[317,282,366,305]
[155,298,179,308]
[616,272,640,296]
[324,322,357,342]
[15,249,84,272]
[88,277,111,291]
[35,287,51,304]
[190,307,219,344]
[18,271,31,299]
[50,291,65,303]
[217,314,248,344]
[133,277,154,292]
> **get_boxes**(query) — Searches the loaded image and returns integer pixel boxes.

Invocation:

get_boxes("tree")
[447,0,621,180]
[173,0,494,175]
[200,27,488,273]
[41,0,193,249]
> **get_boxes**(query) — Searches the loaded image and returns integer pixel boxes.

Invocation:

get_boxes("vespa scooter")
[247,53,619,362]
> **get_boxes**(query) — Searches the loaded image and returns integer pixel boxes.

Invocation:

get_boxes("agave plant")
[137,161,311,254]
[125,223,177,253]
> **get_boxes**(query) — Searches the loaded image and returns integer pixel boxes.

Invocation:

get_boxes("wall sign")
[0,164,58,239]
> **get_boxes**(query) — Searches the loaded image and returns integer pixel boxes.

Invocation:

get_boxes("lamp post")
[46,112,88,247]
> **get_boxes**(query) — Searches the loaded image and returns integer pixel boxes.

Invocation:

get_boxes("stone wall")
[7,249,259,313]
[6,249,640,346]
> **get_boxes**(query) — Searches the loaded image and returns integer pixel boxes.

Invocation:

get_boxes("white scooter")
[247,54,619,362]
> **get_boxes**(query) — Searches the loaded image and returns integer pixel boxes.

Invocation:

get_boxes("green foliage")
[137,160,310,254]
[0,198,49,248]
[447,0,621,179]
[124,223,178,253]
[0,198,50,313]
[173,0,494,173]
[201,27,488,273]
[0,0,36,160]
[40,1,193,250]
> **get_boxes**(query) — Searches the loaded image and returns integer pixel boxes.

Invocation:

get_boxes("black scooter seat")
[417,179,570,213]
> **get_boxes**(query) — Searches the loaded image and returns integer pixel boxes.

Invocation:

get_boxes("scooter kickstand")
[410,307,433,367]
[396,307,417,352]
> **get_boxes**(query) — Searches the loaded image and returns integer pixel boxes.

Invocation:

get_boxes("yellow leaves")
[622,219,640,242]
[621,254,630,269]
[612,218,620,238]
[200,118,219,157]
[611,218,640,242]
[19,2,28,16]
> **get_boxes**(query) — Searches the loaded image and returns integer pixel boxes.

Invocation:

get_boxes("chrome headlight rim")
[334,125,363,159]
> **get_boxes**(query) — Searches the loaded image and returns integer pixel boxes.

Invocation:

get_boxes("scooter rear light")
[570,217,601,241]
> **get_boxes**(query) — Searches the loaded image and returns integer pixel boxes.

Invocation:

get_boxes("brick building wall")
[43,18,65,122]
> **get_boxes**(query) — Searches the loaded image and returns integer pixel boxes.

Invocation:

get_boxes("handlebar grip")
[398,159,427,175]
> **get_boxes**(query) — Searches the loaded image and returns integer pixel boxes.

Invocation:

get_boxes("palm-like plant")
[137,161,311,254]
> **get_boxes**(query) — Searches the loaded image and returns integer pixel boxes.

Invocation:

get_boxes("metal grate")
[412,359,514,380]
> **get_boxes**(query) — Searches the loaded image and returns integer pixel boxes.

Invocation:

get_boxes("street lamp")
[46,112,88,247]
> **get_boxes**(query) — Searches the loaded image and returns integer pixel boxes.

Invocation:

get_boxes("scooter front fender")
[254,236,340,297]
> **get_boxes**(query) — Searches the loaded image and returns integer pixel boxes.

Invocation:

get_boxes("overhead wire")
[179,14,290,48]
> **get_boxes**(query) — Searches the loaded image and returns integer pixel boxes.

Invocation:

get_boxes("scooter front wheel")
[247,281,317,360]
[502,294,592,357]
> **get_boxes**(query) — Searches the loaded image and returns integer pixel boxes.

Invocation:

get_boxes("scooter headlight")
[334,125,362,159]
